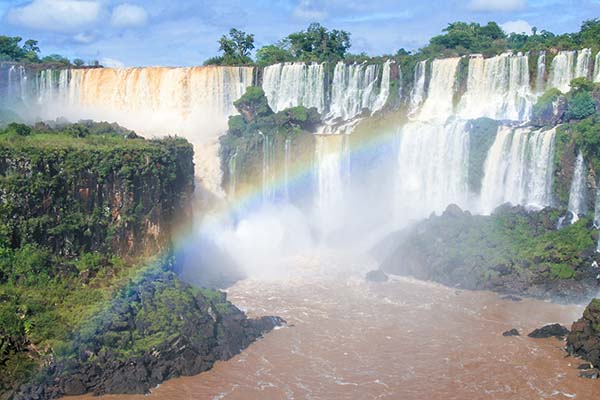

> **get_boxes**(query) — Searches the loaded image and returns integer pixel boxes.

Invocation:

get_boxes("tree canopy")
[205,28,255,66]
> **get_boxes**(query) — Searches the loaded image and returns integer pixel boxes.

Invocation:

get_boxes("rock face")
[366,269,389,282]
[503,329,520,337]
[380,204,600,302]
[13,269,284,399]
[0,133,194,257]
[567,299,600,367]
[528,324,570,338]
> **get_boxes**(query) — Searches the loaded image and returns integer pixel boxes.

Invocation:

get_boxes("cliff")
[0,122,281,399]
[380,204,600,302]
[0,121,194,257]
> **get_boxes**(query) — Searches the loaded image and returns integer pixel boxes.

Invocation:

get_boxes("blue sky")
[0,0,598,67]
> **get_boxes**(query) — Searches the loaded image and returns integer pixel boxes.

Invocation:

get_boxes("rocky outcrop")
[380,204,600,302]
[567,299,600,367]
[0,128,194,257]
[12,269,284,399]
[366,269,389,282]
[528,323,570,338]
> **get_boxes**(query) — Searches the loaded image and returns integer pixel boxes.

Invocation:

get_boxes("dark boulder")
[502,329,520,337]
[578,369,599,379]
[528,323,570,338]
[566,299,600,367]
[500,294,522,302]
[366,269,389,283]
[442,204,464,218]
[577,363,593,370]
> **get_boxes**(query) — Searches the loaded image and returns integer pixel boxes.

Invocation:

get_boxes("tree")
[217,28,255,65]
[0,36,25,61]
[579,19,600,47]
[255,44,293,66]
[72,58,85,67]
[286,23,351,62]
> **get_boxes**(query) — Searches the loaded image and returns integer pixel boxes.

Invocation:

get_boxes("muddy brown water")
[68,254,599,400]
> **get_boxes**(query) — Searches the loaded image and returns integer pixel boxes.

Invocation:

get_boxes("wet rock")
[500,294,522,302]
[366,269,389,283]
[503,329,520,337]
[578,369,599,379]
[566,299,600,367]
[577,363,593,370]
[442,204,464,218]
[528,323,570,338]
[13,270,283,400]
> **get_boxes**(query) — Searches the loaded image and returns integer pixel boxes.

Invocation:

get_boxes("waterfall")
[594,52,600,83]
[262,60,392,134]
[396,119,469,218]
[227,147,238,199]
[409,60,427,114]
[259,131,275,203]
[394,57,467,220]
[458,53,532,121]
[575,48,592,79]
[315,135,349,232]
[1,64,28,108]
[567,151,587,222]
[284,136,292,201]
[13,66,255,196]
[262,63,326,113]
[416,58,460,120]
[479,126,556,214]
[548,49,591,92]
[536,51,546,93]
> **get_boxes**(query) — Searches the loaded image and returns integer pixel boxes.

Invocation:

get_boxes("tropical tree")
[217,28,255,65]
[285,23,351,62]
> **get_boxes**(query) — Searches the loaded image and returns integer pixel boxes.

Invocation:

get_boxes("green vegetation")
[384,205,597,300]
[0,35,96,67]
[219,87,317,198]
[204,28,255,66]
[227,87,320,136]
[0,123,195,393]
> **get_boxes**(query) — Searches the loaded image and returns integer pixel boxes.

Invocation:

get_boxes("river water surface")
[71,253,599,399]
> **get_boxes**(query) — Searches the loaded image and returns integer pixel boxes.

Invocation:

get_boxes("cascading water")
[536,51,546,93]
[548,49,591,92]
[396,58,470,219]
[5,66,255,196]
[409,60,427,115]
[227,147,238,199]
[575,48,592,79]
[262,63,326,113]
[262,60,392,135]
[315,134,349,234]
[594,52,600,83]
[458,53,533,121]
[567,151,587,223]
[259,131,275,203]
[284,137,292,201]
[479,126,556,214]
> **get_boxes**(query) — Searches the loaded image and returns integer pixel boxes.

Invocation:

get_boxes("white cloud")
[293,0,326,21]
[100,57,125,68]
[111,3,148,28]
[501,20,533,35]
[469,0,526,12]
[73,32,96,44]
[6,0,101,32]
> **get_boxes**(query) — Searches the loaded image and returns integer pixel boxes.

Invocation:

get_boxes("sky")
[0,0,599,67]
